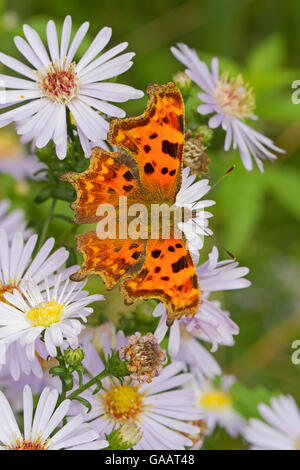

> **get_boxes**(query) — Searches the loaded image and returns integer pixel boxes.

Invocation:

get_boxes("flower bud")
[195,125,214,146]
[173,71,192,96]
[64,346,84,367]
[117,423,142,448]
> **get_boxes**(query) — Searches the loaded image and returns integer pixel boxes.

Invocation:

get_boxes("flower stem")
[66,370,109,401]
[37,198,57,250]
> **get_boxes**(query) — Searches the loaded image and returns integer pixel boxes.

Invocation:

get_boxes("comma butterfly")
[61,82,201,325]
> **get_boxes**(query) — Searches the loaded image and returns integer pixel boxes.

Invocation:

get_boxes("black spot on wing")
[151,250,161,259]
[178,114,184,133]
[144,145,151,153]
[172,255,189,273]
[131,251,141,260]
[162,140,178,159]
[144,162,155,174]
[123,171,134,181]
[123,185,134,192]
[130,243,139,249]
[191,274,198,288]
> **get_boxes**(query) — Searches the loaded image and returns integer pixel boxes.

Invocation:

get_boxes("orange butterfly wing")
[122,238,200,325]
[70,231,146,290]
[108,82,184,203]
[61,147,143,224]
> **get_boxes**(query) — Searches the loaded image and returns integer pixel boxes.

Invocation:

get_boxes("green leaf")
[72,396,92,413]
[104,429,131,451]
[265,167,300,221]
[50,183,76,202]
[34,185,53,204]
[92,380,103,395]
[64,374,74,391]
[230,382,279,420]
[49,366,67,377]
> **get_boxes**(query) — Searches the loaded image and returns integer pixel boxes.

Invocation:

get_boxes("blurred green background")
[0,0,299,449]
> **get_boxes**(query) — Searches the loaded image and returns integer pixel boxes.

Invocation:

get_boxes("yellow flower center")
[215,72,255,119]
[26,300,64,327]
[38,60,79,104]
[102,382,146,423]
[6,435,50,450]
[200,390,232,411]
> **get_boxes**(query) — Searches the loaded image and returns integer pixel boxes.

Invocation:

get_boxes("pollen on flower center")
[215,72,255,119]
[6,435,50,450]
[102,382,145,422]
[200,390,232,411]
[38,60,79,104]
[26,300,64,327]
[0,281,18,303]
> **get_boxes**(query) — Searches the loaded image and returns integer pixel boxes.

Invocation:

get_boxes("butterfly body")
[62,82,201,325]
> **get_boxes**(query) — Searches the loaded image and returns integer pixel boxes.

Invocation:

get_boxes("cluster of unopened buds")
[119,332,166,383]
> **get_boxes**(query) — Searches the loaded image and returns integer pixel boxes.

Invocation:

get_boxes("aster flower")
[78,360,202,450]
[0,200,31,239]
[0,229,74,380]
[244,395,300,450]
[0,15,143,159]
[154,246,250,379]
[175,167,215,252]
[171,43,284,171]
[0,129,45,180]
[0,385,107,450]
[0,274,104,360]
[188,375,246,438]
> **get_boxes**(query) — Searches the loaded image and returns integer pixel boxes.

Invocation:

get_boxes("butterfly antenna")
[192,218,236,260]
[190,165,235,211]
[209,165,236,192]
